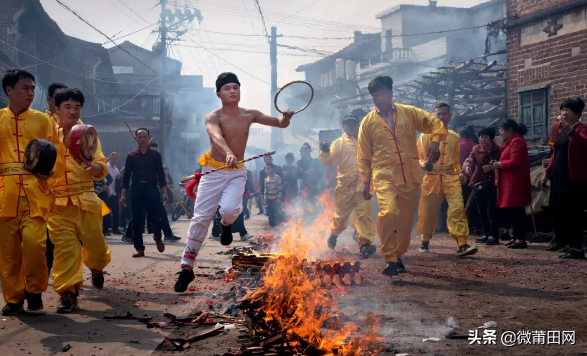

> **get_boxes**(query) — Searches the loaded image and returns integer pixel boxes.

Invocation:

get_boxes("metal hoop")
[274,80,314,114]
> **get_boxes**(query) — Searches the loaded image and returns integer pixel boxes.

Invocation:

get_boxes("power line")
[84,78,158,118]
[241,0,266,45]
[253,0,270,43]
[105,23,158,45]
[277,43,332,56]
[182,38,270,85]
[54,0,159,75]
[104,0,143,27]
[115,0,152,25]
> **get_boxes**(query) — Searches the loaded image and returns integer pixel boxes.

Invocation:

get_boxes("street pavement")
[0,215,268,356]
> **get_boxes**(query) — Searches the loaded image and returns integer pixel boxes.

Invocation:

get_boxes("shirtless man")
[174,72,294,292]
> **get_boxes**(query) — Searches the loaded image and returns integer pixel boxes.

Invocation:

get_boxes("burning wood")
[232,253,362,287]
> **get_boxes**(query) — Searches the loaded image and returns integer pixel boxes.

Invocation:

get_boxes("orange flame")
[245,192,383,356]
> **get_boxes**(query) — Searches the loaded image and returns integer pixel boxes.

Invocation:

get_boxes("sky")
[39,0,489,114]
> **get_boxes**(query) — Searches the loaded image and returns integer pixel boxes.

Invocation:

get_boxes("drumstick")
[167,185,191,219]
[124,121,190,218]
[179,151,275,183]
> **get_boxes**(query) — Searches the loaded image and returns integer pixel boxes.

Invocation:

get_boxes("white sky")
[39,0,488,114]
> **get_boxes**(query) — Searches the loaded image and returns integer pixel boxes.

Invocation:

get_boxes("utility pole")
[159,0,168,164]
[269,26,282,151]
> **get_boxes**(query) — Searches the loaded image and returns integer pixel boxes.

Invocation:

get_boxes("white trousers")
[181,166,246,267]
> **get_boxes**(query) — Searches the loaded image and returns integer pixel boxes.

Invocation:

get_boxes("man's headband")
[216,73,241,92]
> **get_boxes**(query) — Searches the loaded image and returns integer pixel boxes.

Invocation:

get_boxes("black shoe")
[505,240,516,247]
[546,243,563,251]
[475,237,489,243]
[499,232,511,241]
[112,229,122,235]
[419,241,430,253]
[558,245,570,253]
[174,269,195,293]
[1,302,23,316]
[560,249,586,259]
[359,242,376,259]
[26,292,43,312]
[90,269,104,289]
[103,231,112,237]
[327,234,338,250]
[121,235,133,244]
[396,258,407,273]
[457,244,478,257]
[164,235,181,242]
[507,241,528,249]
[57,292,79,314]
[220,224,233,246]
[382,262,399,277]
[485,237,500,245]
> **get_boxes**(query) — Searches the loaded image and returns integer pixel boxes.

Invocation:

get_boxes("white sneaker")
[240,234,253,241]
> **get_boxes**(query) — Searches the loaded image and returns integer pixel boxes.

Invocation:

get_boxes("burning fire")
[243,192,383,355]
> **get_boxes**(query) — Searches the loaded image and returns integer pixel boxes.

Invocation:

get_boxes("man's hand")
[362,182,372,200]
[226,153,238,169]
[459,173,467,185]
[559,119,572,133]
[120,194,127,207]
[542,159,550,168]
[282,109,294,123]
[320,141,330,153]
[482,164,495,173]
[492,161,501,170]
[101,185,109,193]
[428,142,441,163]
[34,170,54,181]
[463,166,472,175]
[162,190,169,206]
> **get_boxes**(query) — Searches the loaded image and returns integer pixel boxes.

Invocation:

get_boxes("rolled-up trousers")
[418,187,469,247]
[48,204,111,295]
[331,184,375,246]
[181,167,246,267]
[0,197,48,304]
[374,181,420,263]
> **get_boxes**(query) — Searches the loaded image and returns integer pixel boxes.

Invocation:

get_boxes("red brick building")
[506,0,587,141]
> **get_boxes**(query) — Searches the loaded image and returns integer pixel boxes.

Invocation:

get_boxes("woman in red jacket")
[486,119,531,249]
[544,98,587,259]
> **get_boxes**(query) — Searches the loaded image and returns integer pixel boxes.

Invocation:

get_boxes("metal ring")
[274,80,314,114]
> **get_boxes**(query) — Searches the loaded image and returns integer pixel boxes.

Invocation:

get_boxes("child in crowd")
[263,163,283,228]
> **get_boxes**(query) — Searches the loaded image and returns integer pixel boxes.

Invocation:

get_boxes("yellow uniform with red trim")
[357,104,447,263]
[0,107,61,304]
[319,133,375,245]
[47,126,111,296]
[416,130,469,247]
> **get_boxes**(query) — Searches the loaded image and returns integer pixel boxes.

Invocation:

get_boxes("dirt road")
[1,214,586,356]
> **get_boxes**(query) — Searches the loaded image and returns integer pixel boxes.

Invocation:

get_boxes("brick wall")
[506,3,587,139]
[507,0,582,18]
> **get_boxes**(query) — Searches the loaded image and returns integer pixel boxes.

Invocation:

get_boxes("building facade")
[506,0,587,141]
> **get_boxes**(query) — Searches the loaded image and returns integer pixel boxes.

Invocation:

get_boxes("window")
[519,88,548,139]
[113,66,134,74]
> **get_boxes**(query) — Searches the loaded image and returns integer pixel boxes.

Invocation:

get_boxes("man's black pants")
[107,195,120,232]
[131,183,162,251]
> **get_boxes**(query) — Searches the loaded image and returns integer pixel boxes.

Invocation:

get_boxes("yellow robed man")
[48,88,111,314]
[416,103,477,257]
[319,113,376,258]
[0,69,62,315]
[357,75,446,277]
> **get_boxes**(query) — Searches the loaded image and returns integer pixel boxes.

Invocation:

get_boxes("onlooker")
[263,163,283,228]
[283,152,297,174]
[459,126,482,235]
[490,120,531,249]
[544,97,587,259]
[106,153,121,234]
[259,155,282,214]
[243,169,254,220]
[282,165,298,202]
[463,127,501,244]
[94,174,113,236]
[297,143,324,202]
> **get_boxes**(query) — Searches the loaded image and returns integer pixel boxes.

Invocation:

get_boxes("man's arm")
[155,152,167,188]
[319,139,341,167]
[417,134,429,166]
[410,106,447,140]
[205,113,238,167]
[252,109,294,128]
[121,154,133,189]
[86,138,108,180]
[357,120,373,184]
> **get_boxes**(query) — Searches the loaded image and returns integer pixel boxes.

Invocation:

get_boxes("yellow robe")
[0,107,61,304]
[417,130,469,247]
[357,103,447,263]
[47,126,111,295]
[319,133,375,245]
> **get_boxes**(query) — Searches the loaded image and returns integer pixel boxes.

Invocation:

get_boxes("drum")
[23,139,57,176]
[67,124,98,161]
